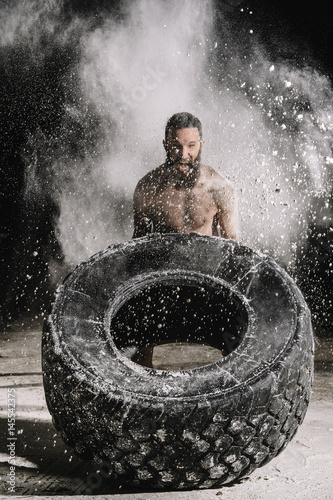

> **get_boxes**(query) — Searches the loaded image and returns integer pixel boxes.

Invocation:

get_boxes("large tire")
[42,233,314,490]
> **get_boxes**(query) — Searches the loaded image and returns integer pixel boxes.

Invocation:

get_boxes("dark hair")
[165,112,202,141]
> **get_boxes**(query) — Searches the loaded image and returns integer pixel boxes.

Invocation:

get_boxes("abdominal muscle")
[152,217,215,235]
[148,187,217,236]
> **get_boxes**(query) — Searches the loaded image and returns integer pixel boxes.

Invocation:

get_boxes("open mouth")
[177,162,190,173]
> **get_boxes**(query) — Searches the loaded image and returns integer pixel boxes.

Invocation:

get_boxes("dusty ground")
[0,328,332,499]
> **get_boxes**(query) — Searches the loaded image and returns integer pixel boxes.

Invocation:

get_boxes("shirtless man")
[132,112,239,366]
[133,112,239,239]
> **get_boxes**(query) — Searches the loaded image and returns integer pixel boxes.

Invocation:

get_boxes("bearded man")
[133,112,239,239]
[131,112,239,367]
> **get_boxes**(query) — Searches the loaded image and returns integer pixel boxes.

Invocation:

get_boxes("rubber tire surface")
[43,233,314,490]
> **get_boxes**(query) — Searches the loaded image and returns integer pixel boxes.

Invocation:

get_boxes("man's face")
[163,127,204,185]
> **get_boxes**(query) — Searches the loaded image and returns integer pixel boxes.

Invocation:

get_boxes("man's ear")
[163,139,167,151]
[200,139,205,150]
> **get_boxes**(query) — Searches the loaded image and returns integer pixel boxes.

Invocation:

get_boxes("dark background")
[0,0,332,334]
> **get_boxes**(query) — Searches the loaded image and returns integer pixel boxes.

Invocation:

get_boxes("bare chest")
[149,186,217,232]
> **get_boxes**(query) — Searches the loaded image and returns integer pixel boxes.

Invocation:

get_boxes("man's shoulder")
[143,163,165,179]
[200,164,230,186]
[135,164,166,192]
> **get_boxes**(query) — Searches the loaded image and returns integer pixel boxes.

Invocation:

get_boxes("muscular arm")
[133,178,153,238]
[212,178,239,240]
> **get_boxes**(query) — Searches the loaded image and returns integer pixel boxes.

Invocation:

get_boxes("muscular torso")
[133,163,238,239]
[146,181,217,235]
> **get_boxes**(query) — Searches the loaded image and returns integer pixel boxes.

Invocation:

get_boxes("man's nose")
[181,146,191,158]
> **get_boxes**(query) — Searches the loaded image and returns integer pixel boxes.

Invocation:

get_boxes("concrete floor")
[0,327,332,499]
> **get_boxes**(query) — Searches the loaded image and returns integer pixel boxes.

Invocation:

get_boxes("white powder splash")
[4,0,332,270]
[57,0,333,267]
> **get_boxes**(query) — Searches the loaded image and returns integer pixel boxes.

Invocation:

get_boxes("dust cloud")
[3,0,333,269]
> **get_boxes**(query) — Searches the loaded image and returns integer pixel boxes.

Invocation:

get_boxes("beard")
[165,150,202,189]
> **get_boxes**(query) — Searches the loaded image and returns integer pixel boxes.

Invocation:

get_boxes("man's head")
[163,112,204,186]
[164,112,203,141]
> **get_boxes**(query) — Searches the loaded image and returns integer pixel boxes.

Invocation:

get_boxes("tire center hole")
[110,279,248,370]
